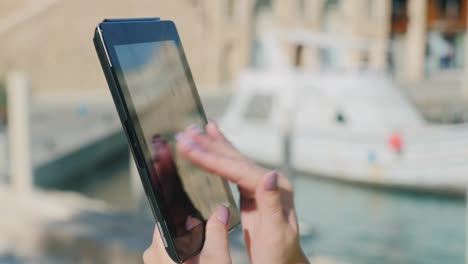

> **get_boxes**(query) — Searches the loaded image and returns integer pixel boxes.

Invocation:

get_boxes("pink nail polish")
[208,120,218,128]
[185,216,202,231]
[182,137,196,150]
[216,205,229,225]
[264,171,278,191]
[175,132,185,141]
[188,125,204,134]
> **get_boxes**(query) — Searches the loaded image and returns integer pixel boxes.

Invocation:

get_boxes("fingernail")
[216,205,229,225]
[175,132,185,141]
[208,119,218,128]
[185,216,202,231]
[176,132,203,151]
[188,125,204,134]
[264,171,278,191]
[181,137,196,150]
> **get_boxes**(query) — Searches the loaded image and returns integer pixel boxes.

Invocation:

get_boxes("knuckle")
[206,218,224,233]
[261,191,287,220]
[266,198,284,216]
[264,191,281,207]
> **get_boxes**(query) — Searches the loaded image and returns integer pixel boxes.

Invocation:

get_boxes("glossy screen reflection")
[114,41,239,259]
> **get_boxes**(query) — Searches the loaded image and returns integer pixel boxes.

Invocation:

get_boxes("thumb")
[199,206,231,263]
[256,171,286,225]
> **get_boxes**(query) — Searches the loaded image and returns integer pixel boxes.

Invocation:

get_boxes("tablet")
[93,18,240,263]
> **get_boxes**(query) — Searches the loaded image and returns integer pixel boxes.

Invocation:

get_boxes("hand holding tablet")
[94,18,240,262]
[94,18,307,264]
[144,121,309,264]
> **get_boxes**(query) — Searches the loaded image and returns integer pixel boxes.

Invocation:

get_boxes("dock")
[401,69,468,123]
[0,185,152,263]
[0,94,127,188]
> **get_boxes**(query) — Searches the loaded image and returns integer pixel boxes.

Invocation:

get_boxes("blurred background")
[0,0,467,263]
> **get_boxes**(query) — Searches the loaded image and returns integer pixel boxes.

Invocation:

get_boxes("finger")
[206,120,228,142]
[185,216,203,231]
[256,171,287,226]
[176,134,267,196]
[151,136,175,172]
[199,206,231,263]
[185,127,243,160]
[143,225,171,264]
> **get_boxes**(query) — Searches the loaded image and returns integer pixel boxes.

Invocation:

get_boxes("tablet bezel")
[96,20,228,263]
[100,20,208,164]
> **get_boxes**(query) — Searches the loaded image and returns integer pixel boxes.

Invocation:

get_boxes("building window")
[298,0,307,18]
[437,0,461,19]
[367,0,374,17]
[221,44,234,83]
[391,0,408,33]
[324,0,340,12]
[294,45,304,68]
[226,0,235,21]
[391,0,407,20]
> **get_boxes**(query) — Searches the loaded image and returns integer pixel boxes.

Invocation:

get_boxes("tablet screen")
[114,41,239,258]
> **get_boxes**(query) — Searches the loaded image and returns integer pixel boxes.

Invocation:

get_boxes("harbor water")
[71,152,465,264]
[294,176,465,264]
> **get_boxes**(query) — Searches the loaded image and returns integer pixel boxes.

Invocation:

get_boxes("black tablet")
[93,18,240,263]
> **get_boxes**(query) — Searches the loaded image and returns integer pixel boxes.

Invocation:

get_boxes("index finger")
[176,134,268,196]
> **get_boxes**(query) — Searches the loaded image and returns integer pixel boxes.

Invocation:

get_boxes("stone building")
[0,0,254,94]
[271,0,391,72]
[391,0,467,82]
[271,0,467,83]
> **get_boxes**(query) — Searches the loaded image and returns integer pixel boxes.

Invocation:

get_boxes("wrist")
[292,247,309,264]
[294,255,310,264]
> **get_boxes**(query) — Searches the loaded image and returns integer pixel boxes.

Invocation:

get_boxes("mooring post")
[6,72,33,194]
[281,109,292,177]
[0,133,6,185]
